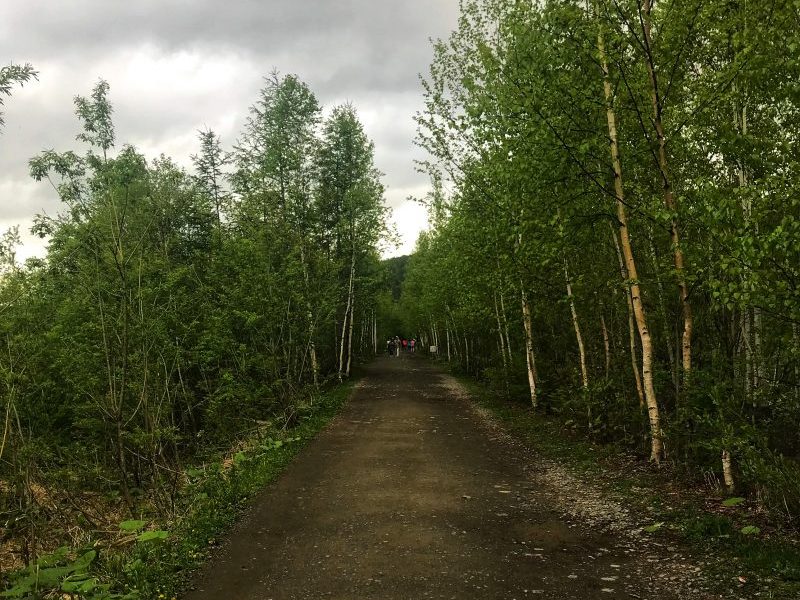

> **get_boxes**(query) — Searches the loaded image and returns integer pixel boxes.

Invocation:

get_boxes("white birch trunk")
[346,304,355,377]
[722,449,735,492]
[500,290,513,362]
[494,292,508,368]
[598,15,662,461]
[611,224,645,408]
[641,0,693,378]
[735,97,755,401]
[521,285,538,408]
[338,252,356,381]
[565,259,589,390]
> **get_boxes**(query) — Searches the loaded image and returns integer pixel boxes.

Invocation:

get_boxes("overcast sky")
[0,0,459,261]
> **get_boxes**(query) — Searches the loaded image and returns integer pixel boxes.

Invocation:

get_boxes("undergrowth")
[1,382,353,600]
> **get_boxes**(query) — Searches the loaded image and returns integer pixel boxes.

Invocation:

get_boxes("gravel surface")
[183,355,721,599]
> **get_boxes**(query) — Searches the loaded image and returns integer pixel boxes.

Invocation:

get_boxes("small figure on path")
[402,338,408,352]
[387,338,395,356]
[410,338,416,353]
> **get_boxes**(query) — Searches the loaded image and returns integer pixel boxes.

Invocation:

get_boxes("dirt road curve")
[184,355,689,600]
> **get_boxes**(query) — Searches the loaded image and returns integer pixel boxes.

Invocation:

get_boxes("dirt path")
[184,356,703,599]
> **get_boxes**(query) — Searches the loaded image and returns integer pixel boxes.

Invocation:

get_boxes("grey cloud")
[0,179,52,220]
[0,0,459,257]
[3,1,456,95]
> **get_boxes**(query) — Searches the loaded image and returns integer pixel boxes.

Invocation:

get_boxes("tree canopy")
[401,0,800,518]
[0,73,389,572]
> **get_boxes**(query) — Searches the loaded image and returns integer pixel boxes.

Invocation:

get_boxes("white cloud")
[388,199,429,257]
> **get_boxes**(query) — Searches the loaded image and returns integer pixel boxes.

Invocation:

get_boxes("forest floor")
[183,355,741,600]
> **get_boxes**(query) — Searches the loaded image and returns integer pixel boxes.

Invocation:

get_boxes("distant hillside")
[383,255,409,301]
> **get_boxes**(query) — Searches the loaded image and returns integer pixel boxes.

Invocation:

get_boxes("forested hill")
[384,255,409,301]
[398,0,800,523]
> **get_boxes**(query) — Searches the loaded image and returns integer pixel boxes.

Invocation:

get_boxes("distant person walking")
[410,338,416,353]
[402,338,408,352]
[387,338,395,356]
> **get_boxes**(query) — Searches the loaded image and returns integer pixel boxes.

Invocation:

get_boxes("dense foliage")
[402,0,800,519]
[0,72,388,570]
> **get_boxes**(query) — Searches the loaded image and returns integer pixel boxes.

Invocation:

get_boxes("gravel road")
[183,355,704,599]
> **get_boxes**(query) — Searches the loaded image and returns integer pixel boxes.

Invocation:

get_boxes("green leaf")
[740,525,761,535]
[71,550,97,571]
[34,565,75,586]
[61,575,102,593]
[722,497,745,507]
[36,546,69,567]
[136,530,169,543]
[124,558,144,572]
[119,519,147,532]
[643,522,664,533]
[0,577,35,597]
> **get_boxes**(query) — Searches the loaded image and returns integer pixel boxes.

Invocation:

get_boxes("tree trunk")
[564,259,589,390]
[610,224,645,408]
[115,417,133,512]
[647,230,679,394]
[300,245,319,387]
[733,94,763,398]
[598,18,662,462]
[346,304,355,377]
[337,309,348,380]
[722,449,735,492]
[641,0,693,378]
[500,290,513,362]
[338,252,356,381]
[753,307,763,390]
[601,313,611,380]
[358,312,365,354]
[494,292,509,368]
[521,285,538,408]
[793,323,800,401]
[741,308,753,400]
